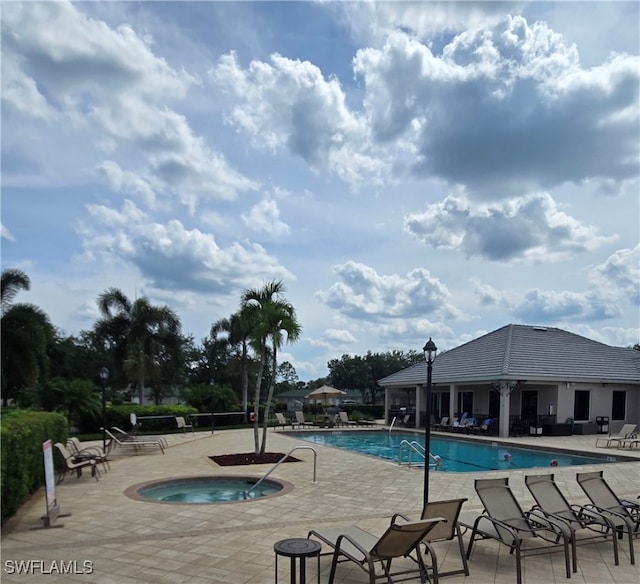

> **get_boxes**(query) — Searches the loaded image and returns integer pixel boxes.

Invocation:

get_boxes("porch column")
[384,387,390,424]
[498,381,512,438]
[415,384,423,428]
[449,384,456,418]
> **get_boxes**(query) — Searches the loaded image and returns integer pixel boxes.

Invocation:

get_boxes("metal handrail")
[389,416,397,433]
[398,439,438,468]
[245,446,317,496]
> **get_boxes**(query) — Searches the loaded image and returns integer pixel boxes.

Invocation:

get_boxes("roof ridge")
[502,324,514,374]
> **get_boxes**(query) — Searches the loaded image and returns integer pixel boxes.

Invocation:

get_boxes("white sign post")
[36,440,70,529]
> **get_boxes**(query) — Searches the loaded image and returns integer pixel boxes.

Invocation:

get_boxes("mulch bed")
[210,452,302,466]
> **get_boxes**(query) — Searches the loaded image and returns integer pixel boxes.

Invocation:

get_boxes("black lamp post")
[422,337,437,508]
[99,367,109,452]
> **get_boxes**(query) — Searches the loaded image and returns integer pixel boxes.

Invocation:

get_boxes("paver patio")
[2,427,639,584]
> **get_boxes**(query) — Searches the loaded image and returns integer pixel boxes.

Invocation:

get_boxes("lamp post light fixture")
[422,337,437,508]
[99,367,109,452]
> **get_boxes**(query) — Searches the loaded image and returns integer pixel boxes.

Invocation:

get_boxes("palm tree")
[242,281,301,454]
[1,269,53,406]
[211,308,256,421]
[94,288,181,404]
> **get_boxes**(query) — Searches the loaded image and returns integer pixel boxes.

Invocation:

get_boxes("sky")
[2,0,639,382]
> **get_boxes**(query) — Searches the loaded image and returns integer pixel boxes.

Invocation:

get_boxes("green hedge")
[0,410,68,524]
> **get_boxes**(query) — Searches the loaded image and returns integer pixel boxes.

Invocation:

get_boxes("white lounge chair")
[104,428,165,454]
[338,411,357,426]
[595,424,637,448]
[275,412,299,429]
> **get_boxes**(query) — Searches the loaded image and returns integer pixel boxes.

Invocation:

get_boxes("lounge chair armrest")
[390,512,412,524]
[333,533,370,560]
[582,503,636,525]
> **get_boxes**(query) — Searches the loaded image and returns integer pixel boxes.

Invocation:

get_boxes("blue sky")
[2,1,639,381]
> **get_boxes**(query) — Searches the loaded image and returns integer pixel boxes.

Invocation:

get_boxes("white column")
[415,384,422,427]
[384,387,389,424]
[449,384,456,419]
[499,381,511,438]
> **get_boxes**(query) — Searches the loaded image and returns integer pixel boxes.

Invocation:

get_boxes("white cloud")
[316,261,460,320]
[1,1,257,211]
[513,289,621,322]
[339,1,514,46]
[78,200,294,293]
[211,51,388,189]
[404,192,615,262]
[325,328,357,343]
[97,161,157,207]
[241,196,290,237]
[353,19,640,197]
[471,279,506,307]
[589,245,640,305]
[1,224,16,242]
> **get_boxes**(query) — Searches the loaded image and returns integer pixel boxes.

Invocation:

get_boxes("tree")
[276,361,299,393]
[210,309,256,420]
[328,350,422,403]
[47,377,101,431]
[242,280,301,454]
[94,288,181,403]
[1,268,53,405]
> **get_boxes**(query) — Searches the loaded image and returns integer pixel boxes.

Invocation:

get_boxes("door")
[521,390,538,426]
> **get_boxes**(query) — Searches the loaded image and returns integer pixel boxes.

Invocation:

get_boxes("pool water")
[137,477,282,503]
[292,431,615,472]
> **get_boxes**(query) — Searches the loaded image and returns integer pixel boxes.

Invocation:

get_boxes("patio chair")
[576,471,639,562]
[54,442,100,483]
[462,477,572,584]
[67,437,110,472]
[418,498,469,582]
[294,410,314,428]
[339,411,358,427]
[104,428,165,455]
[595,424,637,448]
[275,412,299,429]
[525,473,622,569]
[433,417,449,431]
[448,418,460,432]
[175,416,194,433]
[472,418,493,435]
[308,514,445,584]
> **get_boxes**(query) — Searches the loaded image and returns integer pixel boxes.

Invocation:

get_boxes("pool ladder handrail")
[389,416,397,433]
[245,446,317,496]
[398,439,438,468]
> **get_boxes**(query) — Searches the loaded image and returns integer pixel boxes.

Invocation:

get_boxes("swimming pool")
[291,431,616,472]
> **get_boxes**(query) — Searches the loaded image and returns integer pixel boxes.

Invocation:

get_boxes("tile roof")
[379,324,640,386]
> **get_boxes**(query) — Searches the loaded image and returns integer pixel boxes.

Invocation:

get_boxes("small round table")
[274,538,321,584]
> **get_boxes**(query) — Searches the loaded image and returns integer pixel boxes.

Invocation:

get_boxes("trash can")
[596,416,609,434]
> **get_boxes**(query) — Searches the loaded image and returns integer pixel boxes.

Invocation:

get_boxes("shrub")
[0,410,67,524]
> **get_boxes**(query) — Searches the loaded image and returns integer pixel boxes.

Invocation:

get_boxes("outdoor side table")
[274,538,321,584]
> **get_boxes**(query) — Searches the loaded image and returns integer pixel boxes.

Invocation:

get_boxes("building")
[378,324,640,437]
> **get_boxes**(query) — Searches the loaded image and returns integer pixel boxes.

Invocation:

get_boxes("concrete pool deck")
[2,427,639,583]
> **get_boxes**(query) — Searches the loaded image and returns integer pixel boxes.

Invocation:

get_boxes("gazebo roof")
[378,324,640,387]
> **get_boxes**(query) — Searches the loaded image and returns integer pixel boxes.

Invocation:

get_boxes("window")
[573,390,590,421]
[457,391,473,417]
[611,391,626,421]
